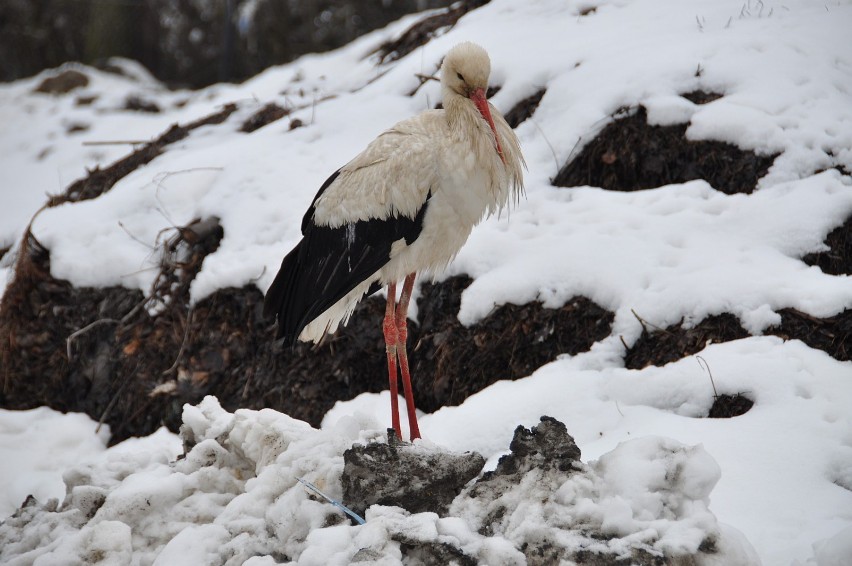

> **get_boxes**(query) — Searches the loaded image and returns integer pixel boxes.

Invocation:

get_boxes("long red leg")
[383,282,402,440]
[395,273,421,440]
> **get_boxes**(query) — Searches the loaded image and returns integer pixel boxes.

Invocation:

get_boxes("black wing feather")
[301,169,341,234]
[264,186,430,345]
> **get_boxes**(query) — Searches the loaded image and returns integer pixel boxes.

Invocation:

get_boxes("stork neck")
[443,89,503,164]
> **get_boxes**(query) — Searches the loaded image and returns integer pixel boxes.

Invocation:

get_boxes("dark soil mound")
[553,106,777,194]
[503,88,546,129]
[0,222,614,443]
[680,90,724,105]
[123,95,161,113]
[624,313,749,370]
[411,279,613,412]
[625,306,851,372]
[374,0,490,64]
[34,69,89,94]
[240,103,289,133]
[802,216,852,276]
[708,393,753,418]
[769,308,851,362]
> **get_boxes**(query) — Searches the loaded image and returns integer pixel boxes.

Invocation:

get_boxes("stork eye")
[456,72,465,82]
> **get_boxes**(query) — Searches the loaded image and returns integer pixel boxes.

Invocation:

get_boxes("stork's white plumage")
[264,42,525,440]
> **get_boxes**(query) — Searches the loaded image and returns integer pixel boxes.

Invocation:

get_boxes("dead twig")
[67,318,119,360]
[162,309,194,375]
[82,140,148,146]
[96,363,138,434]
[696,355,719,399]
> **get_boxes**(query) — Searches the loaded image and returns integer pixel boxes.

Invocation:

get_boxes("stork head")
[441,42,505,163]
[441,42,492,98]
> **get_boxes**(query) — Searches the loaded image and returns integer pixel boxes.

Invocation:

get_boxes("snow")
[0,398,758,565]
[1,0,851,564]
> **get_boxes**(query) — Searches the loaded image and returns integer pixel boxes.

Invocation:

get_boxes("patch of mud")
[374,0,491,64]
[769,308,851,362]
[411,277,614,413]
[802,216,852,276]
[681,90,724,105]
[75,95,98,107]
[65,123,90,134]
[123,95,161,113]
[624,313,749,370]
[503,88,546,129]
[708,393,753,418]
[34,69,89,94]
[553,106,777,194]
[625,306,850,370]
[240,103,289,133]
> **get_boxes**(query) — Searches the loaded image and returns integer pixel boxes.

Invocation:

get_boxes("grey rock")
[341,430,485,517]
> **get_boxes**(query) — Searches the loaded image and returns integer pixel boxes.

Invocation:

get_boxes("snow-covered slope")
[1,0,851,564]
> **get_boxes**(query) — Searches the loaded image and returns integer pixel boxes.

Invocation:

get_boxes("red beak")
[470,87,506,164]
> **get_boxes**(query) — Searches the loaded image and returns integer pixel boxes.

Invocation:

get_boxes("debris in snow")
[0,400,759,565]
[449,416,754,565]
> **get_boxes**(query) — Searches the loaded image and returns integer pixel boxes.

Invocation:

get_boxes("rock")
[492,415,582,476]
[341,431,485,517]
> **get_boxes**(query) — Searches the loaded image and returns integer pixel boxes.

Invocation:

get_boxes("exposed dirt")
[374,0,491,63]
[624,306,850,381]
[802,216,852,276]
[624,313,750,370]
[708,393,753,418]
[769,308,851,362]
[411,278,614,413]
[240,102,289,133]
[0,220,614,443]
[34,69,89,94]
[503,88,546,129]
[553,106,777,194]
[123,95,161,113]
[680,90,724,105]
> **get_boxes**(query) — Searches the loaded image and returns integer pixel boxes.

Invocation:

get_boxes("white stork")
[264,42,525,441]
